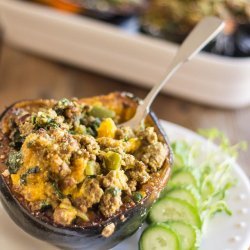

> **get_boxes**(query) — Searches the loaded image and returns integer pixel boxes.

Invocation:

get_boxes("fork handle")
[120,17,224,128]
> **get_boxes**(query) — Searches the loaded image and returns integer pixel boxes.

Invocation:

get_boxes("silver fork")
[120,16,225,128]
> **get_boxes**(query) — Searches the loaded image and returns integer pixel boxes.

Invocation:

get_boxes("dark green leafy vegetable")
[33,116,59,130]
[85,118,101,137]
[6,151,22,174]
[40,201,52,212]
[43,119,58,130]
[44,120,58,130]
[20,166,40,185]
[57,98,72,109]
[86,127,96,137]
[69,130,77,135]
[12,130,24,150]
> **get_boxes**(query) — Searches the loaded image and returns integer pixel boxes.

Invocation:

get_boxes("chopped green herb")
[58,98,71,107]
[47,120,58,129]
[51,181,65,199]
[86,127,96,137]
[35,118,58,130]
[54,98,73,116]
[69,130,77,135]
[6,151,22,174]
[123,136,129,142]
[31,115,36,124]
[33,111,59,130]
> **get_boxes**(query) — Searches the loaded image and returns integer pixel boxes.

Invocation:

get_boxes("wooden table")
[0,45,249,178]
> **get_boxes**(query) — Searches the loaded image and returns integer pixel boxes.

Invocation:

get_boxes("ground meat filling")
[99,189,123,218]
[127,161,150,184]
[140,142,168,172]
[73,178,104,213]
[1,98,168,226]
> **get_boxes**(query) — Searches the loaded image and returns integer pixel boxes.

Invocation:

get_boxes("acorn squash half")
[0,92,172,250]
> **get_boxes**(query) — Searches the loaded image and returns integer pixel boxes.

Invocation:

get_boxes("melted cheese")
[71,158,87,183]
[23,180,47,201]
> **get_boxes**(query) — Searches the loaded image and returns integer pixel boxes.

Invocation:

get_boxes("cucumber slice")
[166,221,200,250]
[169,169,198,188]
[149,197,201,228]
[139,224,181,250]
[165,187,200,208]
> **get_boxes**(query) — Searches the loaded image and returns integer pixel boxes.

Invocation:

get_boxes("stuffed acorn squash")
[0,92,172,250]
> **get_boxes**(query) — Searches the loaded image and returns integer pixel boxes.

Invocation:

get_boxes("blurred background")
[0,0,249,174]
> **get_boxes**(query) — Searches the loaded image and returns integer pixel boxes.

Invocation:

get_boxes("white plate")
[0,121,250,250]
[0,0,250,108]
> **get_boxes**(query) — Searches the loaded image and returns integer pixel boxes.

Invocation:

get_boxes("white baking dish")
[0,0,249,108]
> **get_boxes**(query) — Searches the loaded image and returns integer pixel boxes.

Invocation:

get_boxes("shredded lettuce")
[170,128,247,232]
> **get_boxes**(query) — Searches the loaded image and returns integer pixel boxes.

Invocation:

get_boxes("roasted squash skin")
[0,92,172,250]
